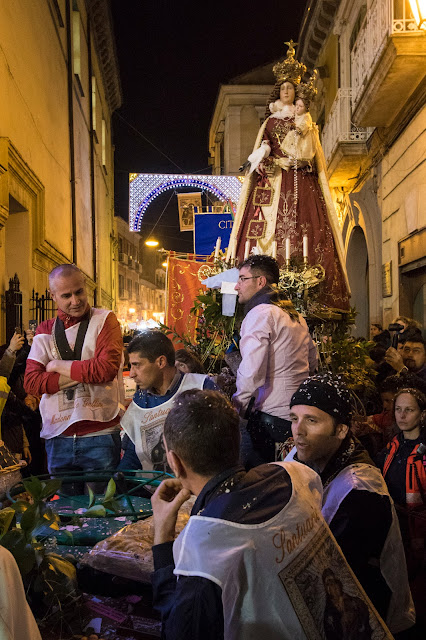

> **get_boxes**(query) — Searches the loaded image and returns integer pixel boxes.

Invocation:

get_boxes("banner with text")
[194,212,233,256]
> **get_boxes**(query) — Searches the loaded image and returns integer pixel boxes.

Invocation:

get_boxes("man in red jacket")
[24,264,123,491]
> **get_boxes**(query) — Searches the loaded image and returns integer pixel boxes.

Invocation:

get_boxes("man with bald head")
[24,264,123,489]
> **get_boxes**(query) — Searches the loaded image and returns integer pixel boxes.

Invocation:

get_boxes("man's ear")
[335,423,349,441]
[258,275,267,289]
[156,354,168,370]
[167,450,186,479]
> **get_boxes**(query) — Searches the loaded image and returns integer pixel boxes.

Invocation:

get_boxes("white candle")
[272,241,277,259]
[285,237,291,261]
[244,240,250,260]
[214,236,221,259]
[230,239,236,261]
[303,235,308,259]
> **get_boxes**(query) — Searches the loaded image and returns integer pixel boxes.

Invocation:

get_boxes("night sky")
[111,1,307,251]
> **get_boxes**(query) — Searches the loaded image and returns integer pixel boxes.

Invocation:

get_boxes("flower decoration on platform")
[278,263,325,295]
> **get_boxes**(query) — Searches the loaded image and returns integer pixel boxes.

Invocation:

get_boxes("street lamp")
[409,0,426,29]
[145,239,159,247]
[129,307,135,314]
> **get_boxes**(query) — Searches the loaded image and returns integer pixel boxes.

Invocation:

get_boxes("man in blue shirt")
[119,330,217,470]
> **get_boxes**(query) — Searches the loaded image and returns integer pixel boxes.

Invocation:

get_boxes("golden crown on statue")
[296,69,318,107]
[272,40,307,86]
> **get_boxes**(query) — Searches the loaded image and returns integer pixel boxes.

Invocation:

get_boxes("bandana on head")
[290,374,353,425]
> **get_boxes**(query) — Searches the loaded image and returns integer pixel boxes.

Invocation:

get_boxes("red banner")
[165,255,212,344]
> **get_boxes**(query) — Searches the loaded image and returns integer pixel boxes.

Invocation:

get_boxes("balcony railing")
[321,89,373,165]
[351,0,422,108]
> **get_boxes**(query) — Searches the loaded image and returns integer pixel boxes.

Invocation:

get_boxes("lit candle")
[214,236,221,259]
[272,241,277,259]
[285,237,291,261]
[303,235,308,259]
[244,240,250,260]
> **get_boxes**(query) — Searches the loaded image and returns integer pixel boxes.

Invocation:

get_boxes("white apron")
[120,373,206,469]
[322,463,415,634]
[29,309,120,439]
[173,461,392,640]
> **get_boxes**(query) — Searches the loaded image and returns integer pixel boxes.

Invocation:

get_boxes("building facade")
[0,0,121,341]
[114,216,166,331]
[298,0,426,335]
[209,65,274,175]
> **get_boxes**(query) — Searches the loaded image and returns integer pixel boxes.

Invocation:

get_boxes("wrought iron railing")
[321,89,373,164]
[351,0,422,108]
[5,274,22,341]
[30,289,56,326]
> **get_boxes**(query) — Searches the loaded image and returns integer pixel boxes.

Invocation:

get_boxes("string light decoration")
[129,173,243,232]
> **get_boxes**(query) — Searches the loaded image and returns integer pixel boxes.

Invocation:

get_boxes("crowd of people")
[0,259,425,639]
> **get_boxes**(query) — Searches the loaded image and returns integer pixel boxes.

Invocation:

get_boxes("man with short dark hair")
[385,337,426,381]
[151,389,393,640]
[287,374,415,635]
[233,255,317,466]
[119,330,217,470]
[24,264,123,487]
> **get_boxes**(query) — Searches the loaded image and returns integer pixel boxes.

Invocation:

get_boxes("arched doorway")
[346,225,369,338]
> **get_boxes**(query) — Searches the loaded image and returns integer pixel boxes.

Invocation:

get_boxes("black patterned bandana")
[290,374,353,425]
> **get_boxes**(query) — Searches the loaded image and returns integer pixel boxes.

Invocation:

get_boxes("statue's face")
[280,82,295,105]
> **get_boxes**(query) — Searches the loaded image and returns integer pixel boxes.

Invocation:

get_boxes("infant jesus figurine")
[280,96,317,169]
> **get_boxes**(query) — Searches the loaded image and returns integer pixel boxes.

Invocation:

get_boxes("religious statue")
[227,42,350,311]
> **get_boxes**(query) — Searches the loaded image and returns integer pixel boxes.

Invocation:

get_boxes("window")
[91,77,98,141]
[101,119,107,171]
[72,11,84,96]
[119,275,125,298]
[127,279,132,300]
[350,5,367,51]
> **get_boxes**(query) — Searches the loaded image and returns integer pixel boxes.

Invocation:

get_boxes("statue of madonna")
[227,42,350,311]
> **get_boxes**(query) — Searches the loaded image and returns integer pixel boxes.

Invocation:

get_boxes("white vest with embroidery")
[173,461,392,640]
[321,463,415,634]
[29,309,120,439]
[120,373,207,469]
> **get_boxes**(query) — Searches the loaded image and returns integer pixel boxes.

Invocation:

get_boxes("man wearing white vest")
[119,330,217,470]
[151,389,393,640]
[287,374,415,636]
[24,264,123,489]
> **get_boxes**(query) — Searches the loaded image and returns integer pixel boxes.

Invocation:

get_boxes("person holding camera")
[385,337,426,382]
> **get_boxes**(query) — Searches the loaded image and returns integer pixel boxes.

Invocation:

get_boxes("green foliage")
[0,476,78,625]
[84,478,120,516]
[161,288,242,372]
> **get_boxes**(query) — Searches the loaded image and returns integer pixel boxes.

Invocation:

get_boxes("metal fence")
[5,274,22,342]
[29,289,56,326]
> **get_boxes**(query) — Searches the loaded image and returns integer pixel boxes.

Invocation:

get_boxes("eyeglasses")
[238,275,261,283]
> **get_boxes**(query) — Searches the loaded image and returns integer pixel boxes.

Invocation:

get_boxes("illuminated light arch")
[129,173,243,232]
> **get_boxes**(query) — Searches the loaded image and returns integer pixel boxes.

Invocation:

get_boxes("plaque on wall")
[382,261,392,297]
